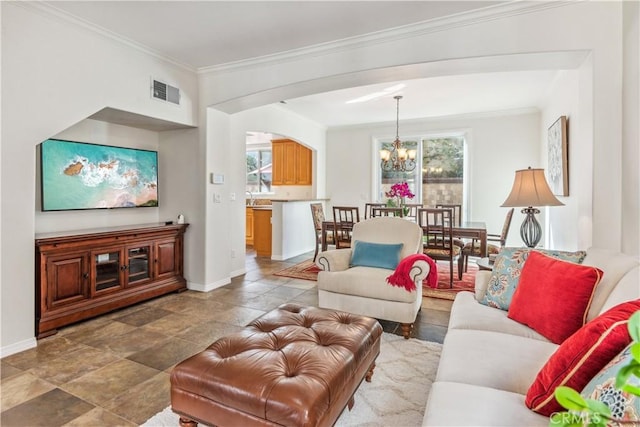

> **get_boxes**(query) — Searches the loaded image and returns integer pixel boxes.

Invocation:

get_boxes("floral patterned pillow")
[480,247,587,310]
[580,344,640,423]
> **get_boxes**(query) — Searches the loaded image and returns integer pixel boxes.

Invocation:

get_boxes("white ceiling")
[44,1,573,127]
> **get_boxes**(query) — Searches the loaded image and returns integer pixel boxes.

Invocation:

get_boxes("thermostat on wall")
[210,173,224,184]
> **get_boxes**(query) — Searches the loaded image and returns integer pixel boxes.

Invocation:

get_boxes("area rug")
[273,259,321,281]
[273,258,478,301]
[422,263,478,301]
[141,333,442,427]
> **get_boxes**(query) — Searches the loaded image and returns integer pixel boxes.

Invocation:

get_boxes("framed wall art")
[547,115,568,196]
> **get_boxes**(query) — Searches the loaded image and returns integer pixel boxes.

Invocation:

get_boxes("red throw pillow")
[525,300,640,416]
[508,251,603,344]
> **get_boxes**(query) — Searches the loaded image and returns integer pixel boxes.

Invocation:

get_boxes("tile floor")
[0,250,452,426]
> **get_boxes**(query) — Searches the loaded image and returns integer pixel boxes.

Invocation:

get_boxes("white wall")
[35,119,162,232]
[622,2,640,257]
[200,1,626,254]
[158,128,203,286]
[228,105,326,276]
[326,111,540,247]
[540,67,593,251]
[1,2,198,354]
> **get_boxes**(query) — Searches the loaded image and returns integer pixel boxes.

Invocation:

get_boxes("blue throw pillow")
[350,240,404,270]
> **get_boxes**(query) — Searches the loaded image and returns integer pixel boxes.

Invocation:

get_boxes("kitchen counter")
[249,205,272,210]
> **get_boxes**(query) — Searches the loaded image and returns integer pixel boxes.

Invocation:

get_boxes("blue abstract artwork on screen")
[41,139,158,211]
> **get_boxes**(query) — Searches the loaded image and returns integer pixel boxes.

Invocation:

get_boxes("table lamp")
[501,167,563,248]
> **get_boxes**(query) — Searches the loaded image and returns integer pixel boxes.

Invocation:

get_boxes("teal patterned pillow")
[480,247,587,310]
[580,344,640,422]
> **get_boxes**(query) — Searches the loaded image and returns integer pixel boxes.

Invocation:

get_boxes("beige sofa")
[422,248,640,426]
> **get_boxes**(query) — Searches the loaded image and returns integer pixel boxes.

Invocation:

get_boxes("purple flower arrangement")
[385,182,415,212]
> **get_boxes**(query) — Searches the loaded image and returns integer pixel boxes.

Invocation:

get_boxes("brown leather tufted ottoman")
[170,303,383,427]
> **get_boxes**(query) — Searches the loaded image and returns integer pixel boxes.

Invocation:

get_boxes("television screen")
[40,139,158,211]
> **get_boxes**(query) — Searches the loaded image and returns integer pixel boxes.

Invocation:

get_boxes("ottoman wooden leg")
[179,417,199,427]
[348,395,355,410]
[365,361,376,382]
[400,323,413,339]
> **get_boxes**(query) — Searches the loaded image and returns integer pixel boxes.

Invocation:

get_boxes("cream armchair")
[316,217,430,339]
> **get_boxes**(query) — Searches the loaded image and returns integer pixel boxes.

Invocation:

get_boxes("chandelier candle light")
[501,167,564,248]
[380,96,417,172]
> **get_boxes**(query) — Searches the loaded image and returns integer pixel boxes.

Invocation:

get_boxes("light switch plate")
[210,173,225,184]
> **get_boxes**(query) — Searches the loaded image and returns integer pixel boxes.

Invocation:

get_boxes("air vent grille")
[152,79,180,105]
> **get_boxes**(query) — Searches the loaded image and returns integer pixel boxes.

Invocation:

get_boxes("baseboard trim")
[230,267,246,278]
[187,278,230,292]
[1,337,38,358]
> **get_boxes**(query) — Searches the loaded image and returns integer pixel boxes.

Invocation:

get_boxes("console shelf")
[35,223,189,338]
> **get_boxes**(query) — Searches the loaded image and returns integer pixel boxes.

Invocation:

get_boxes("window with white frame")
[246,148,272,193]
[375,135,465,209]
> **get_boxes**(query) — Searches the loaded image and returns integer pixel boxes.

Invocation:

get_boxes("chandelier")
[380,95,416,172]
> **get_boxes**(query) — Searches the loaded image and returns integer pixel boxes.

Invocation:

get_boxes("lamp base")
[520,207,541,248]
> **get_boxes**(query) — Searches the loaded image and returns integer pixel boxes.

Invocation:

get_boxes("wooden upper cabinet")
[272,139,312,186]
[296,145,312,185]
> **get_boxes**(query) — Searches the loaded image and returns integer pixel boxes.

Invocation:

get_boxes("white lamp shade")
[501,167,564,207]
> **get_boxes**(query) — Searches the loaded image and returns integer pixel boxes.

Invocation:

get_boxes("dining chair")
[417,208,462,287]
[403,203,423,222]
[436,203,462,226]
[332,206,360,249]
[371,206,404,217]
[436,203,464,247]
[364,203,386,219]
[310,203,333,261]
[459,208,514,274]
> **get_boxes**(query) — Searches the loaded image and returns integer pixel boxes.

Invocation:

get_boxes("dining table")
[452,221,488,257]
[321,218,487,257]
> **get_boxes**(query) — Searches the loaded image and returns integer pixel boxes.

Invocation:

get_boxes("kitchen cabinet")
[272,139,312,186]
[252,208,272,257]
[35,223,188,338]
[246,207,254,245]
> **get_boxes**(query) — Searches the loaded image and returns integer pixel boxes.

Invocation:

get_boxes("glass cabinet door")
[127,245,151,285]
[94,250,122,292]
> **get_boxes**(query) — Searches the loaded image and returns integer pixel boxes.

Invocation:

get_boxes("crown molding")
[15,1,575,78]
[328,106,540,131]
[14,1,197,73]
[198,1,575,75]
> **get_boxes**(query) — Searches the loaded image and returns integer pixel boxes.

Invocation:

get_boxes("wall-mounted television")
[40,138,158,211]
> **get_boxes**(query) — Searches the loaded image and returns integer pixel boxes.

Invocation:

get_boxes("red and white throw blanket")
[386,253,438,291]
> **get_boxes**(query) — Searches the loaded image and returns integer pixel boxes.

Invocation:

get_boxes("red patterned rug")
[273,259,321,281]
[423,263,478,301]
[274,259,478,300]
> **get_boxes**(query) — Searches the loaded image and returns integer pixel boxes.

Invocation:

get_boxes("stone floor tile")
[27,345,120,386]
[84,327,170,357]
[213,306,266,327]
[1,372,56,411]
[60,360,159,405]
[112,306,174,327]
[104,372,171,425]
[62,320,137,347]
[0,362,23,381]
[1,388,94,427]
[176,320,243,345]
[262,285,307,299]
[2,336,79,371]
[240,294,289,312]
[141,311,203,336]
[127,337,203,371]
[62,407,136,427]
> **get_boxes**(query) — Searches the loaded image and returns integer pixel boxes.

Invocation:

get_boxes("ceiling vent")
[152,79,180,105]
